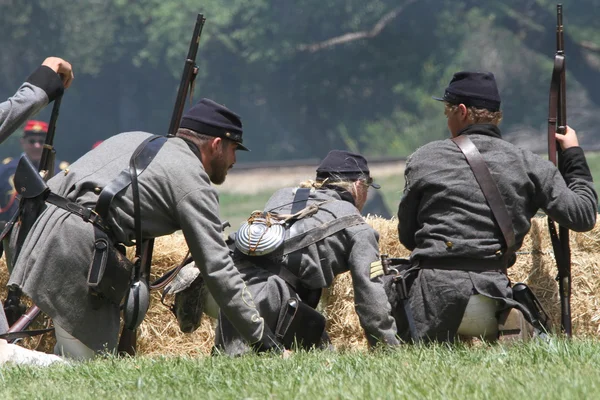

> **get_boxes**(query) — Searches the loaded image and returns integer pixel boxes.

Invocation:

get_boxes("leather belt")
[419,257,506,272]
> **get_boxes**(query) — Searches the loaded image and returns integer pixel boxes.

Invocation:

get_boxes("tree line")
[1,0,599,163]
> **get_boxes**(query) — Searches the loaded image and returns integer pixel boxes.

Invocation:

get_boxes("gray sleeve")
[176,185,268,344]
[397,157,420,250]
[530,154,597,232]
[348,225,400,347]
[0,65,64,144]
[0,83,49,144]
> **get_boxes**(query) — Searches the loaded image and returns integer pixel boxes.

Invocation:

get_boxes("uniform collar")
[179,137,202,162]
[321,185,356,206]
[456,124,502,139]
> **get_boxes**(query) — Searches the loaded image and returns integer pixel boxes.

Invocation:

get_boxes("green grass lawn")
[2,339,600,399]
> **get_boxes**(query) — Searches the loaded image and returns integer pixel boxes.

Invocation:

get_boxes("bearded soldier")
[393,71,597,343]
[6,98,278,358]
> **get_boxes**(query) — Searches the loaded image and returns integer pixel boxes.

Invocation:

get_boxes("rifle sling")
[451,135,516,266]
[282,214,364,256]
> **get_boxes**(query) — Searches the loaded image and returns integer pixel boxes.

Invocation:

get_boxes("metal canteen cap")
[235,217,285,256]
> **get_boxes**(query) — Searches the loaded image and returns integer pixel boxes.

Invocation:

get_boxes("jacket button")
[446,241,453,249]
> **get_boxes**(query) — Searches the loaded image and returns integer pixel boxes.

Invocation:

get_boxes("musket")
[547,4,571,337]
[167,13,206,137]
[4,95,64,342]
[38,96,61,180]
[118,14,207,356]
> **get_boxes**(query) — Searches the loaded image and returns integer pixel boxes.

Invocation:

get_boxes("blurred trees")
[0,0,599,162]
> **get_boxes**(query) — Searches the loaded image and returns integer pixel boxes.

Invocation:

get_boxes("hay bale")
[1,215,599,356]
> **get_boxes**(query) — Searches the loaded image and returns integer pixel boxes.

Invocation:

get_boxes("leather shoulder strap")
[94,135,167,221]
[282,213,364,256]
[451,135,516,260]
[290,188,311,214]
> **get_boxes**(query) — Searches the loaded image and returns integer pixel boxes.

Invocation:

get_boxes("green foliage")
[1,0,600,162]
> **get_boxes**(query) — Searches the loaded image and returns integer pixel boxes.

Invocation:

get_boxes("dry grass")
[1,215,599,355]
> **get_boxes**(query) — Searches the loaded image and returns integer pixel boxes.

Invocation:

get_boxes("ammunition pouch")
[275,297,326,350]
[2,156,51,267]
[14,155,50,199]
[87,227,134,306]
[511,282,551,336]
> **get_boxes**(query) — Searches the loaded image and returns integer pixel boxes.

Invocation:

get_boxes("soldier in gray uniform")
[212,150,400,355]
[6,98,278,357]
[0,57,73,143]
[393,71,597,343]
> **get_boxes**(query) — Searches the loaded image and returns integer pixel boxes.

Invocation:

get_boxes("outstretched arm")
[0,57,73,144]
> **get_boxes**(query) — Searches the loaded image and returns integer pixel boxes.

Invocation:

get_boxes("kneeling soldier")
[5,99,278,358]
[394,71,597,343]
[176,150,400,355]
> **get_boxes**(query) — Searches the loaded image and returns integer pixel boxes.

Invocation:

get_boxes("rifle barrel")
[167,14,206,136]
[6,305,42,343]
[557,4,564,53]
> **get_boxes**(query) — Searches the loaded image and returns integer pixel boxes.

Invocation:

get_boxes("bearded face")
[208,140,236,185]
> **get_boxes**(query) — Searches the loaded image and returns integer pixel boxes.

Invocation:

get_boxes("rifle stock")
[547,3,572,337]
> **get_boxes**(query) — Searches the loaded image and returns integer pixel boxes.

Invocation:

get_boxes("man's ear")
[210,137,223,153]
[458,104,468,120]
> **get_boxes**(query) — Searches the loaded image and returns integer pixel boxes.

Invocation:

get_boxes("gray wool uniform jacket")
[0,65,64,144]
[7,131,267,351]
[215,187,399,355]
[395,124,597,342]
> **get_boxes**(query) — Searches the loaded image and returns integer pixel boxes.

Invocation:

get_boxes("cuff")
[26,65,64,102]
[561,147,593,183]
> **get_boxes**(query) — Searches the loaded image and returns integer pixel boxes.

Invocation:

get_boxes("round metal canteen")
[235,216,285,256]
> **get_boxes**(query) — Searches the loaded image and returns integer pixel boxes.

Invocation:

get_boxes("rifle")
[4,95,63,341]
[167,13,206,137]
[547,4,571,337]
[118,14,207,356]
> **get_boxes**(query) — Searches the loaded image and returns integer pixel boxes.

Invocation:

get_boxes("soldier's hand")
[42,57,74,89]
[556,125,579,150]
